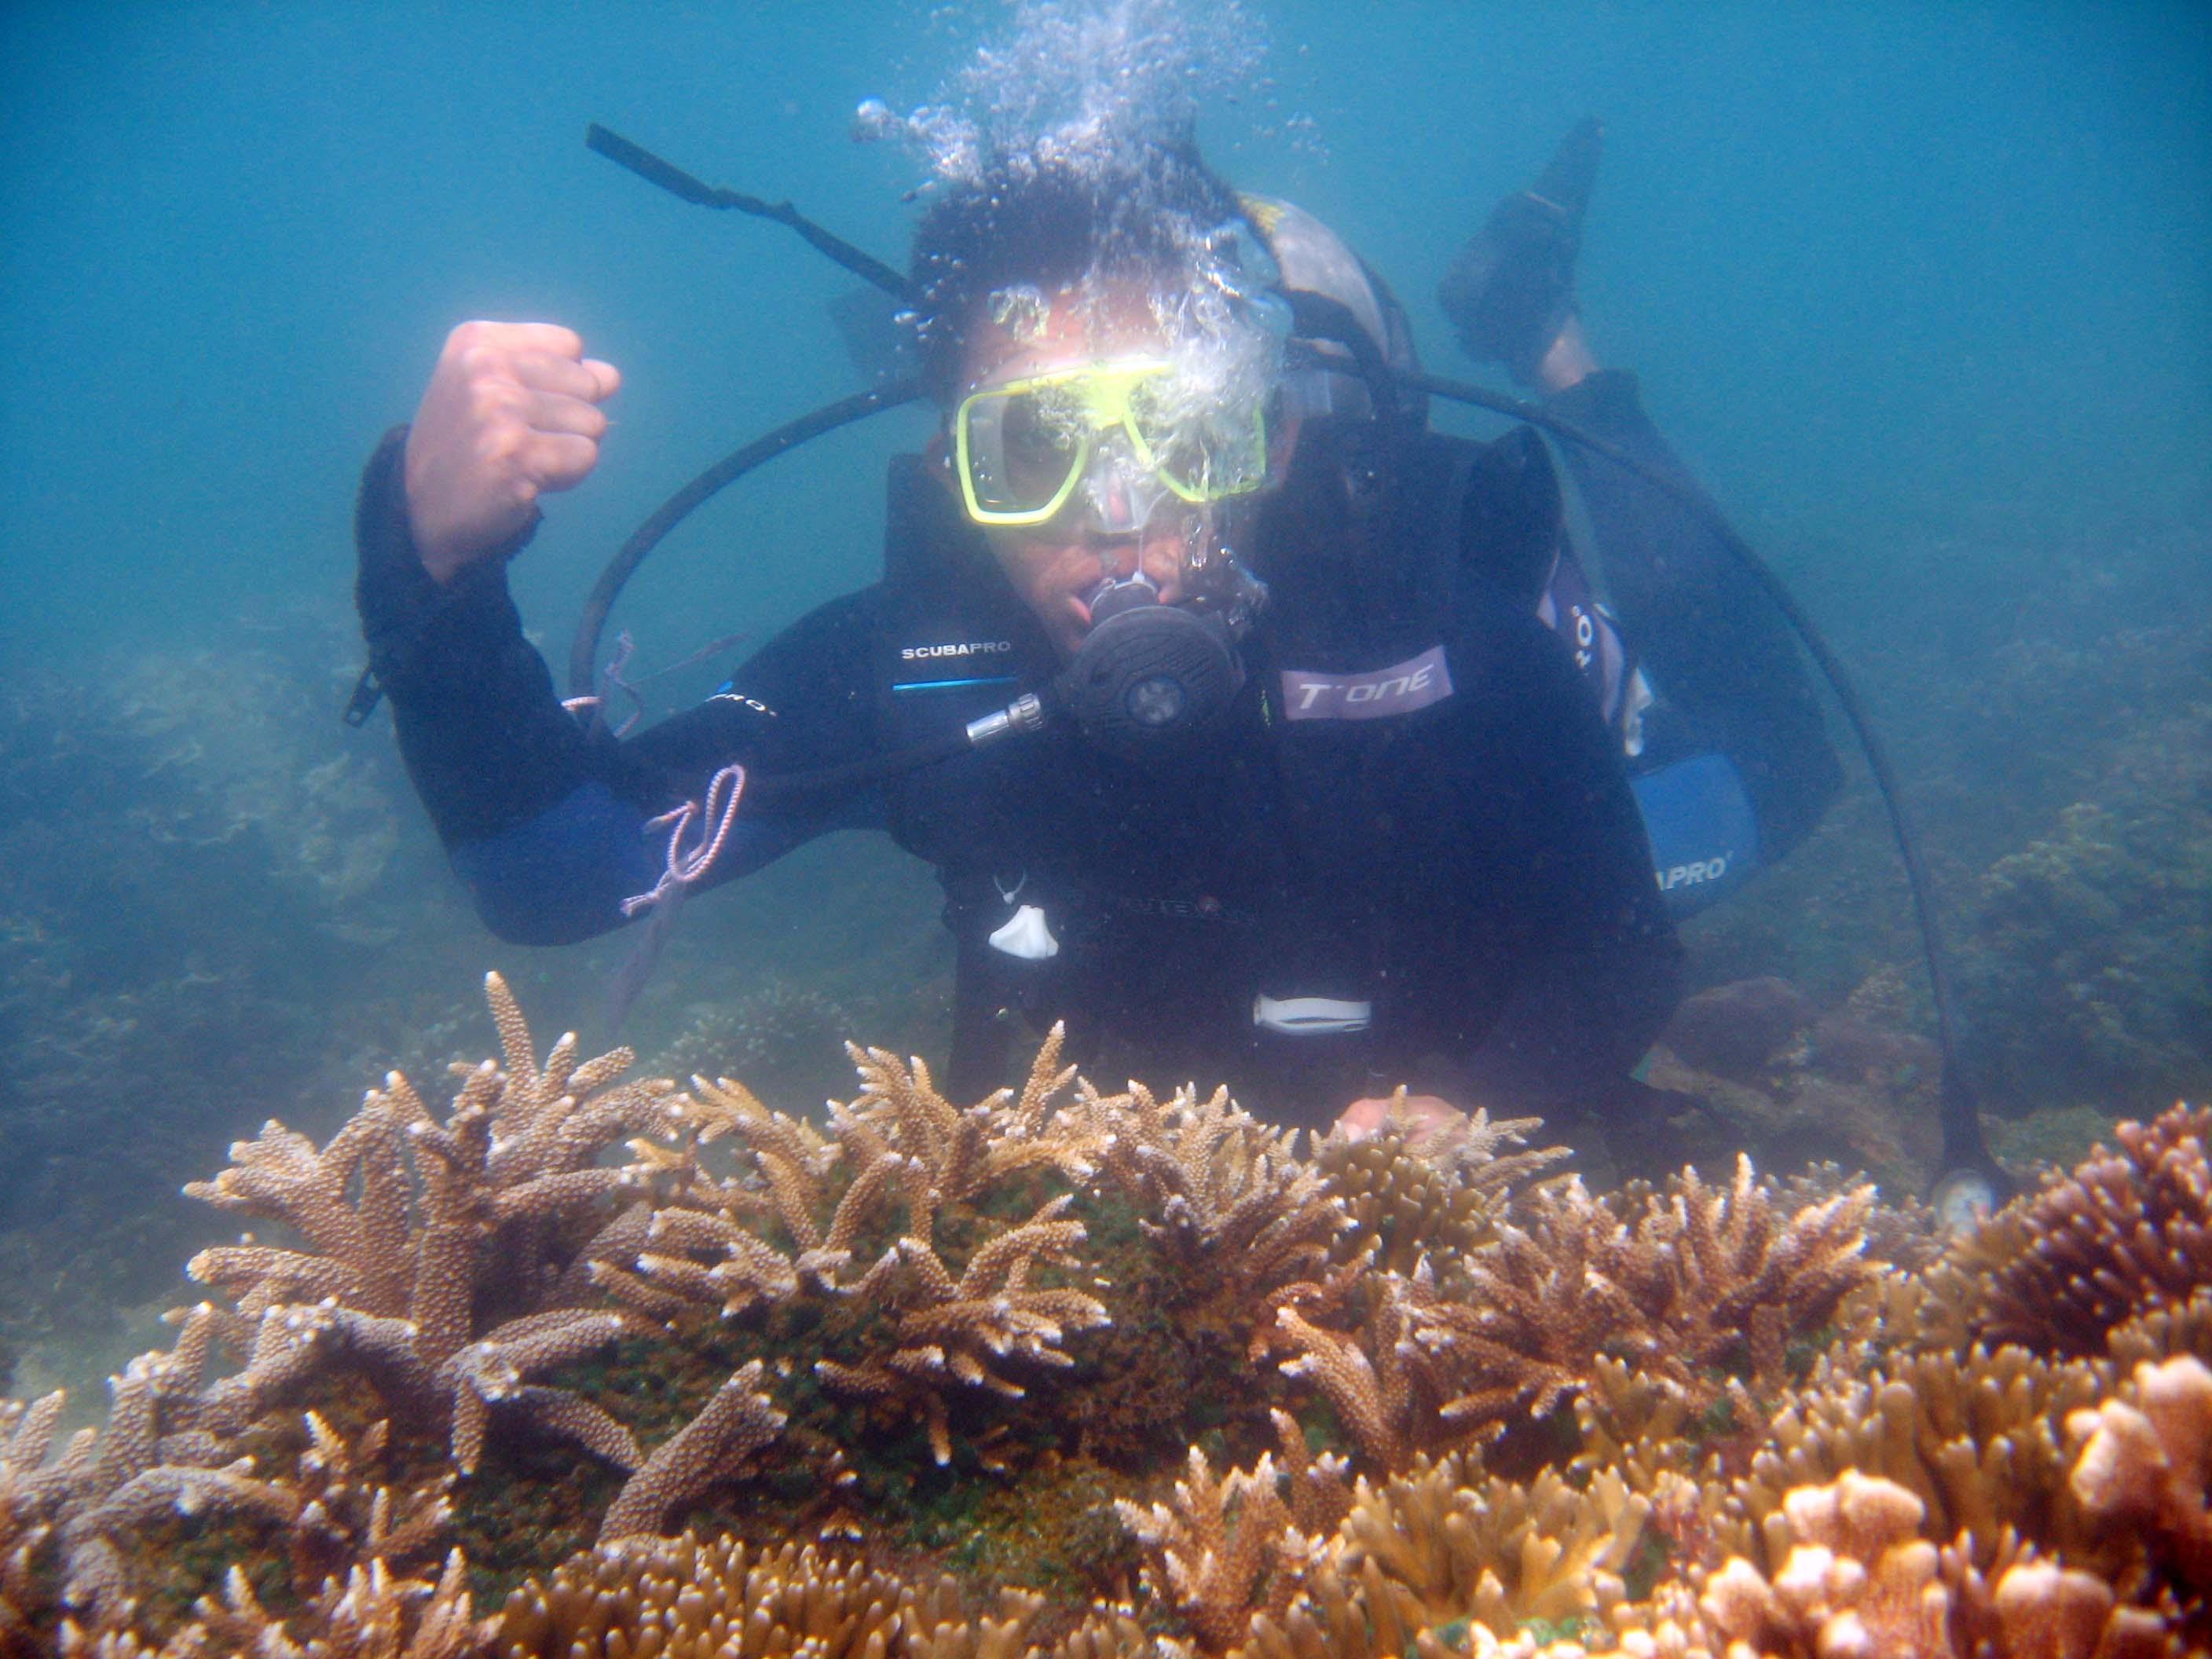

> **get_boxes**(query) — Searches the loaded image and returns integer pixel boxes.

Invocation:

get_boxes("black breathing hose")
[566,381,922,704]
[585,125,915,302]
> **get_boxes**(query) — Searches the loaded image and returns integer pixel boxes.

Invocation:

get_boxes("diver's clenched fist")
[404,321,621,582]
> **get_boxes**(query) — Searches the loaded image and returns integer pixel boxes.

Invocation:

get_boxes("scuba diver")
[354,123,1842,1141]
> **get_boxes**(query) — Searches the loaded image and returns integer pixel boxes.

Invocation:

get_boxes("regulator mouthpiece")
[1059,579,1243,754]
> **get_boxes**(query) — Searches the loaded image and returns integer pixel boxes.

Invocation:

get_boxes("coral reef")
[2068,1356,2212,1606]
[1615,1469,2179,1658]
[1313,1104,1568,1277]
[2,979,2203,1657]
[1931,1104,2212,1358]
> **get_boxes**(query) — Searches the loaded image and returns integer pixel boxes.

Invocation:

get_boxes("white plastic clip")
[988,903,1059,961]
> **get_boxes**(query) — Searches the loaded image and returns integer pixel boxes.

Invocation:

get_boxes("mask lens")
[961,388,1086,518]
[1128,378,1269,503]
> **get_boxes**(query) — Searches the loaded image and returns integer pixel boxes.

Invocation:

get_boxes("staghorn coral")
[596,1361,787,1542]
[1936,1104,2212,1359]
[181,973,673,1471]
[1392,1158,1875,1441]
[1267,1266,1479,1475]
[602,1038,1111,1470]
[0,1313,298,1635]
[1113,1412,1349,1650]
[811,1192,1111,1466]
[1320,1452,1650,1647]
[1611,1470,2182,1659]
[1313,1104,1566,1277]
[284,1413,453,1595]
[1082,1079,1346,1317]
[837,1027,1100,1204]
[187,971,679,1330]
[64,1548,493,1659]
[494,1532,907,1659]
[1720,1343,2114,1574]
[495,1529,1070,1659]
[2111,1286,2212,1371]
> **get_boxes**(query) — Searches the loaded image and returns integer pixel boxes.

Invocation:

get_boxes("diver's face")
[950,282,1273,660]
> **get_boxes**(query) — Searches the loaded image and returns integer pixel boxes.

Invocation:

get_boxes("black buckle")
[342,664,383,727]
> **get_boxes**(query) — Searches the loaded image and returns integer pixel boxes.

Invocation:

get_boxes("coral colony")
[2,975,2206,1656]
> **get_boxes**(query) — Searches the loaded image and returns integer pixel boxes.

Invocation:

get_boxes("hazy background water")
[2,2,2207,1390]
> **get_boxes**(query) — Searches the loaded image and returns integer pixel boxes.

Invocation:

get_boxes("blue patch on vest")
[449,782,661,944]
[1632,753,1761,917]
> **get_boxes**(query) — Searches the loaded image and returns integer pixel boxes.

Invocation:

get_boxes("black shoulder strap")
[881,450,994,595]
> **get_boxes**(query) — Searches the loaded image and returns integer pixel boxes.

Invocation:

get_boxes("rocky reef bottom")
[2,974,2204,1658]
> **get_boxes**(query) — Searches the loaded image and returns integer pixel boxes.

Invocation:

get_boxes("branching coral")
[1938,1104,2212,1359]
[285,1413,452,1595]
[494,1532,907,1659]
[814,1193,1111,1465]
[1114,1412,1349,1650]
[837,1027,1100,1203]
[2067,1355,2212,1606]
[1391,1158,1874,1442]
[497,1534,1061,1659]
[599,1034,1111,1468]
[1314,1104,1566,1277]
[182,973,673,1469]
[65,1548,492,1659]
[1082,1079,1346,1314]
[9,978,2208,1659]
[1,1315,297,1633]
[1267,1266,1486,1475]
[1721,1343,2113,1573]
[1613,1470,2181,1659]
[1322,1452,1650,1646]
[597,1361,788,1542]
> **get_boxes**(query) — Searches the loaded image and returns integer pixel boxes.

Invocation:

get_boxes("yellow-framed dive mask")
[953,357,1272,528]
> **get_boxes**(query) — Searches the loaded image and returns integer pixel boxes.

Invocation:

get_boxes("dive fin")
[1437,117,1604,382]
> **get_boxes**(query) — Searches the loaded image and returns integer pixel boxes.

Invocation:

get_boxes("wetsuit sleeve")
[1432,597,1685,1116]
[353,427,881,945]
[1547,370,1843,861]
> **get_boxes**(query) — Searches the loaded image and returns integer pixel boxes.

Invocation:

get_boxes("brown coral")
[1314,1104,1565,1276]
[1082,1079,1346,1315]
[1723,1343,2114,1569]
[1324,1452,1649,1644]
[1397,1157,1875,1441]
[2068,1354,2212,1605]
[82,1548,493,1659]
[596,1361,787,1542]
[3,1315,298,1635]
[602,1039,1111,1469]
[11,978,2209,1659]
[1614,1470,2181,1659]
[813,1193,1111,1465]
[182,973,672,1469]
[1114,1412,1349,1650]
[1945,1104,2212,1359]
[494,1532,906,1659]
[494,1531,1063,1659]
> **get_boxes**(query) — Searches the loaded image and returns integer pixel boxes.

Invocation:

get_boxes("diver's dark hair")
[907,140,1247,405]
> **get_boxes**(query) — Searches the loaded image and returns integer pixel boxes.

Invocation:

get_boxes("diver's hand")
[404,321,621,583]
[1333,1093,1467,1149]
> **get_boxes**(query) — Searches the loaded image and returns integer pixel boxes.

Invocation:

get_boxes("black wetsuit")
[355,372,1836,1128]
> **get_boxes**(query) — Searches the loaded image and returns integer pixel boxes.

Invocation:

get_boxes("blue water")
[5,2,2203,663]
[0,1,2207,1382]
